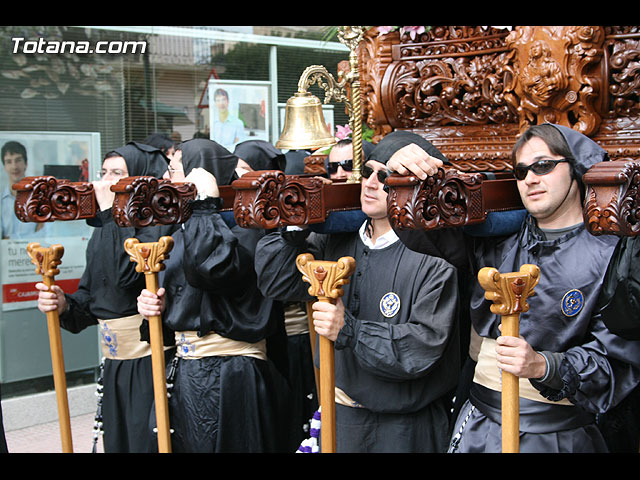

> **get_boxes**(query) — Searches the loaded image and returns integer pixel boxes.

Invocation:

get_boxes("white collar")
[358,220,399,249]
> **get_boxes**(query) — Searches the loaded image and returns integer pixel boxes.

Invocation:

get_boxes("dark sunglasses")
[326,159,353,175]
[513,158,568,181]
[362,164,389,183]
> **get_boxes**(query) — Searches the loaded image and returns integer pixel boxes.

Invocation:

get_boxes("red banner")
[2,278,80,304]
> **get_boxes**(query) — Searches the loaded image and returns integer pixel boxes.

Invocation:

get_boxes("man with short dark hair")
[387,124,640,453]
[255,132,460,453]
[1,140,45,238]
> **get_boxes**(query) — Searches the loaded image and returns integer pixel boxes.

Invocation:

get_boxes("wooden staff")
[477,264,540,453]
[26,242,73,453]
[296,253,355,453]
[123,236,174,453]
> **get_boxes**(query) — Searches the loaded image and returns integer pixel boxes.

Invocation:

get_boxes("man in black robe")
[254,132,461,453]
[386,125,640,452]
[136,139,293,453]
[35,142,174,453]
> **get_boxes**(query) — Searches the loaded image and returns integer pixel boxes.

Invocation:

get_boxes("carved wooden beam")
[13,176,98,222]
[231,170,361,229]
[110,176,197,228]
[386,167,523,231]
[583,160,640,236]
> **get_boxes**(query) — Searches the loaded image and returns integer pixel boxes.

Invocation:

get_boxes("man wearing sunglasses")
[386,124,640,453]
[254,132,461,453]
[325,138,375,180]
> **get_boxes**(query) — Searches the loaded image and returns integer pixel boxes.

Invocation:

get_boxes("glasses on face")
[513,158,568,181]
[98,168,126,179]
[326,159,353,175]
[362,164,389,184]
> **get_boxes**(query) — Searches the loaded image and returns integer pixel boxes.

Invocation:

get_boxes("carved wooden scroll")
[386,168,523,231]
[477,264,541,454]
[124,236,173,453]
[13,176,97,222]
[111,176,197,227]
[582,160,640,236]
[26,242,73,453]
[296,253,356,454]
[232,170,361,229]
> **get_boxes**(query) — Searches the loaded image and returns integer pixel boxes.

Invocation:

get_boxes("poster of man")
[0,131,100,311]
[208,80,271,152]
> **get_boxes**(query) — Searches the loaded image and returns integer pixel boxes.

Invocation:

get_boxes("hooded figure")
[35,142,175,453]
[234,139,286,172]
[139,137,294,453]
[180,138,239,185]
[391,124,640,453]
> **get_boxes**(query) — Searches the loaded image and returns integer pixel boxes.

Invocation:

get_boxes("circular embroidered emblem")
[561,289,584,317]
[380,292,401,318]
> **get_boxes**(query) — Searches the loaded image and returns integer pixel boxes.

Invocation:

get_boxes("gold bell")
[276,91,336,151]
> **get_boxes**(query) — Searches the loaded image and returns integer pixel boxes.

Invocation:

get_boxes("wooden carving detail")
[295,253,356,303]
[478,264,540,316]
[111,176,197,228]
[583,160,640,236]
[12,176,97,222]
[386,168,486,230]
[232,170,327,229]
[606,26,640,118]
[506,26,605,136]
[123,236,174,275]
[26,242,64,279]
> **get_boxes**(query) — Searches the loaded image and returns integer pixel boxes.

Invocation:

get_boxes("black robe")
[152,139,293,453]
[255,227,460,452]
[59,142,173,453]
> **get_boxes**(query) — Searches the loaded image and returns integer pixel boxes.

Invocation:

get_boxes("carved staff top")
[295,253,356,303]
[477,264,541,317]
[123,236,174,275]
[26,242,65,281]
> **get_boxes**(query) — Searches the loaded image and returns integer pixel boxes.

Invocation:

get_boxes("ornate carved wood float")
[12,176,197,227]
[357,25,640,234]
[13,176,98,222]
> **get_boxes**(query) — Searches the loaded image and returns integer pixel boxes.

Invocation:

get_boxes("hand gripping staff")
[123,236,174,453]
[296,253,356,453]
[477,264,540,453]
[26,243,73,453]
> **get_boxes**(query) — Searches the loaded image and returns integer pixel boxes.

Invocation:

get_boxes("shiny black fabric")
[234,139,286,171]
[178,138,238,185]
[101,349,174,453]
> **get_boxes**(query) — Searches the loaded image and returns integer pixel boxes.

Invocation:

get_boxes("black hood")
[367,130,449,165]
[178,138,239,186]
[546,123,609,182]
[234,140,286,171]
[111,142,169,178]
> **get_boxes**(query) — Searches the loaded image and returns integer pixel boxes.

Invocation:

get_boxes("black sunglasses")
[326,159,353,175]
[362,164,389,183]
[513,158,568,181]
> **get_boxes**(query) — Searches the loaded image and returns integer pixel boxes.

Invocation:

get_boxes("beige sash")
[98,314,165,360]
[175,330,267,361]
[284,303,309,336]
[473,336,573,406]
